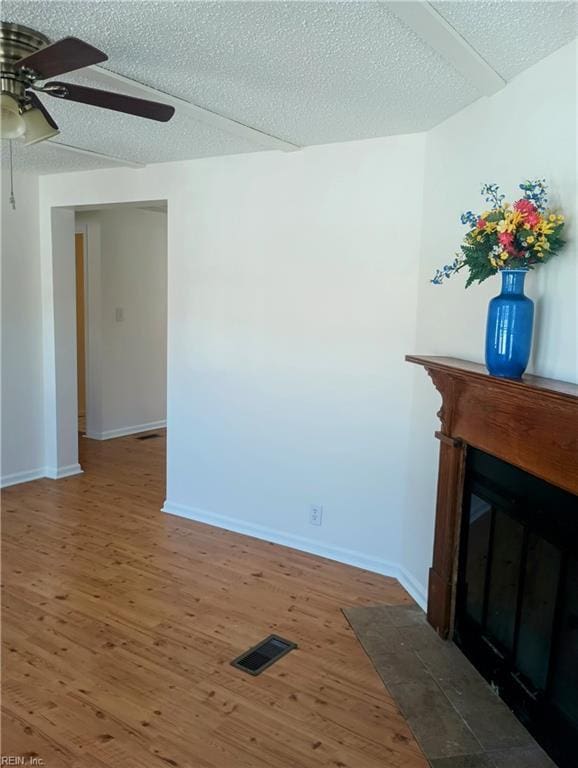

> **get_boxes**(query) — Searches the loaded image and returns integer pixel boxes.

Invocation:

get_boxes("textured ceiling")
[0,133,120,174]
[432,1,577,81]
[1,1,576,174]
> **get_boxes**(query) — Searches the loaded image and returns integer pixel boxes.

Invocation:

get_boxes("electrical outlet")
[309,504,323,526]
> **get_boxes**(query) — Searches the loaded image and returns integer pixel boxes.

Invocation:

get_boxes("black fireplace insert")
[455,447,578,768]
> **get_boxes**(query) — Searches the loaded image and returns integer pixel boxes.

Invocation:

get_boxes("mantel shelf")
[406,355,578,403]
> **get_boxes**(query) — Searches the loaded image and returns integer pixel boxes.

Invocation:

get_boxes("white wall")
[45,207,79,478]
[1,172,44,486]
[401,39,578,591]
[166,137,426,585]
[76,207,167,439]
[39,134,427,599]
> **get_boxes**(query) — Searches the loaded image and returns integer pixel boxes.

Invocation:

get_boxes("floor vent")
[136,433,161,440]
[231,635,297,676]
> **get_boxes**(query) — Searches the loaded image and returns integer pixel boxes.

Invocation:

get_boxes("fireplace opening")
[455,447,577,768]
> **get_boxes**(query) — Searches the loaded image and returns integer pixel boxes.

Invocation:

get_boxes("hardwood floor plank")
[2,431,427,768]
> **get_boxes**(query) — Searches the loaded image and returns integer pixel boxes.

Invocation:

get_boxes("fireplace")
[407,355,578,768]
[456,447,577,767]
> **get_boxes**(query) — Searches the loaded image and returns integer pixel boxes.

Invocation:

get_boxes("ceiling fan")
[0,22,175,146]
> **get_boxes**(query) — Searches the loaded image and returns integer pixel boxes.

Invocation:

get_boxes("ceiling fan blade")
[26,92,59,130]
[45,82,175,122]
[17,37,107,79]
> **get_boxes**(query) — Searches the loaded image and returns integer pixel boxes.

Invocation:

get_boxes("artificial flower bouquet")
[431,180,566,287]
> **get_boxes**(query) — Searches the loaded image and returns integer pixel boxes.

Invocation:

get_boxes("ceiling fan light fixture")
[0,21,174,178]
[21,104,60,145]
[0,93,25,139]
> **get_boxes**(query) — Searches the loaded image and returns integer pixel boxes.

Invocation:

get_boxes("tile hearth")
[343,604,556,768]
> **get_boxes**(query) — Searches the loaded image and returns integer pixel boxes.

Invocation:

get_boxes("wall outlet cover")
[310,504,323,526]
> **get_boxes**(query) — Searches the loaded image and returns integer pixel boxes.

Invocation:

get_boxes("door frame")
[74,224,89,426]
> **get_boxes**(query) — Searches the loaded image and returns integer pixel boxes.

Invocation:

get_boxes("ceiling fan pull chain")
[8,140,16,210]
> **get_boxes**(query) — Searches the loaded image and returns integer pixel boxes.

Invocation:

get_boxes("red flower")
[525,211,540,227]
[477,217,486,229]
[514,199,537,215]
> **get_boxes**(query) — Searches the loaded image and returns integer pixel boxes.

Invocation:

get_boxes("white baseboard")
[162,500,427,610]
[1,467,46,488]
[44,463,84,480]
[1,463,84,487]
[85,420,166,441]
[397,564,428,610]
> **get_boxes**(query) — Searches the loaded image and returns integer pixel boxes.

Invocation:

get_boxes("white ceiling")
[2,1,576,174]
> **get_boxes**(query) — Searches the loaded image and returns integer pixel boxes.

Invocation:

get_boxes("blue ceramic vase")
[485,269,534,379]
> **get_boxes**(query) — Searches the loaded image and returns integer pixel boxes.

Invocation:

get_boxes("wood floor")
[1,432,427,768]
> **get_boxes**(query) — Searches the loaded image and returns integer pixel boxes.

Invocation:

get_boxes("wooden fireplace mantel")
[406,355,578,638]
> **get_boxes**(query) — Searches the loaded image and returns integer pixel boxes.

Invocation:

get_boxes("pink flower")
[525,211,540,227]
[477,218,486,229]
[498,231,521,256]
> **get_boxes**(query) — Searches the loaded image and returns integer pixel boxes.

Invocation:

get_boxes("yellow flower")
[476,236,482,242]
[538,221,555,235]
[500,252,509,261]
[557,215,565,222]
[489,257,498,268]
[485,221,498,233]
[498,211,524,233]
[526,235,535,244]
[549,214,556,222]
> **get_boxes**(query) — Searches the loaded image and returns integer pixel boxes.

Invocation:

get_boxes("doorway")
[44,201,168,487]
[73,202,168,447]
